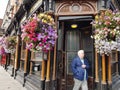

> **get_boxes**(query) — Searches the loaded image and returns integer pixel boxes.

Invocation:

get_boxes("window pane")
[66,30,80,51]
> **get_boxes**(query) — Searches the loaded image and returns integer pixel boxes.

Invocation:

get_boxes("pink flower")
[105,21,111,25]
[21,33,27,40]
[28,33,35,39]
[0,47,5,55]
[105,31,108,35]
[42,38,47,43]
[104,27,108,31]
[21,13,58,52]
[39,43,43,46]
[26,43,33,50]
[32,38,37,42]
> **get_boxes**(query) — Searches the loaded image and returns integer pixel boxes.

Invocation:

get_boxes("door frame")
[56,15,95,90]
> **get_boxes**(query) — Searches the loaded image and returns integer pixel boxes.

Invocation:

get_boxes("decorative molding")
[55,0,97,15]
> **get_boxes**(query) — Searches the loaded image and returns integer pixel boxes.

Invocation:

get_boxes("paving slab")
[0,66,27,90]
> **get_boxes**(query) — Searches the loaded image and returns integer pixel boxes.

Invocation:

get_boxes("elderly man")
[71,50,89,90]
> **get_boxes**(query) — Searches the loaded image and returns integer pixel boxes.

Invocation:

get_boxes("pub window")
[20,41,26,70]
[111,50,119,76]
[29,51,42,77]
[66,30,80,74]
[21,41,26,60]
[20,60,24,70]
[10,53,15,66]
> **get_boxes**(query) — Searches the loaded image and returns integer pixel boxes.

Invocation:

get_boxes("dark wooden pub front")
[3,0,120,90]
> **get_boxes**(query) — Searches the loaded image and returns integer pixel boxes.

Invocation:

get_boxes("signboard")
[31,52,43,61]
[35,52,42,61]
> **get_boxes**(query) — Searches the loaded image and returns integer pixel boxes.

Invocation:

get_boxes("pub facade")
[1,0,120,90]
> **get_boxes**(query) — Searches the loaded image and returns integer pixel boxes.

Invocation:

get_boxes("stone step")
[25,74,41,90]
[25,81,40,90]
[112,75,120,90]
[112,75,120,84]
[16,70,24,85]
[7,66,13,76]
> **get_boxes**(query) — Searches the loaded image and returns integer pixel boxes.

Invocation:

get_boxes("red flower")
[32,38,38,42]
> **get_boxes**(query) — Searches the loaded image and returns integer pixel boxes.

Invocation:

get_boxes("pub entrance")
[57,17,94,90]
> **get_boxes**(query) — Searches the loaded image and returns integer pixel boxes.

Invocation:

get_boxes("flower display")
[5,36,17,54]
[21,13,57,52]
[0,36,6,55]
[91,9,120,55]
[0,47,5,55]
[0,36,17,54]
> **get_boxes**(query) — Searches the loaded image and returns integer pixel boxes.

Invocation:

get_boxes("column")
[108,55,112,84]
[101,54,107,90]
[24,49,29,73]
[102,54,106,84]
[29,52,34,75]
[14,35,20,78]
[41,60,46,90]
[108,54,112,90]
[29,62,33,75]
[41,60,45,80]
[95,50,99,82]
[45,51,51,90]
[116,51,119,75]
[46,51,51,81]
[52,43,56,81]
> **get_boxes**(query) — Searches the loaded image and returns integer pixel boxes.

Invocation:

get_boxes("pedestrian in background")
[71,50,89,90]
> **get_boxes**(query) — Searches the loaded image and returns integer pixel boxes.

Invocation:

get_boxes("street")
[0,66,27,90]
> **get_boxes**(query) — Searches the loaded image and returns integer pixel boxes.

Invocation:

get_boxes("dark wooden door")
[65,30,80,90]
[57,21,94,90]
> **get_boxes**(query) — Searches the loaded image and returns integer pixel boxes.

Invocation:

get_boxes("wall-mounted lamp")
[71,24,78,28]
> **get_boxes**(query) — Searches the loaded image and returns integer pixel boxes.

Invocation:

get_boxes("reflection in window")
[20,60,24,70]
[66,30,80,51]
[10,54,15,66]
[111,51,118,76]
[66,30,80,74]
[30,61,41,77]
[31,51,43,61]
[21,41,26,60]
[20,41,26,70]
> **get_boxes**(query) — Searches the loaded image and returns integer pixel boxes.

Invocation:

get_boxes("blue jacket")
[71,56,89,81]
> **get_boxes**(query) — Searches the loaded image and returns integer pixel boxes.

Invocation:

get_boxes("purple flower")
[37,33,44,40]
[49,40,55,45]
[21,13,58,52]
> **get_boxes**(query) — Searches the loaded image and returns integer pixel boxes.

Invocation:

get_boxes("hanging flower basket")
[0,36,6,55]
[4,36,17,54]
[21,13,58,52]
[91,9,120,55]
[0,47,5,55]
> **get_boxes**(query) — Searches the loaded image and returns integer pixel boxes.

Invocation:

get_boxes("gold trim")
[102,54,106,84]
[46,51,51,81]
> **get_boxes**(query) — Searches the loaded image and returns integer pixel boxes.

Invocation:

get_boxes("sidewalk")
[0,66,27,90]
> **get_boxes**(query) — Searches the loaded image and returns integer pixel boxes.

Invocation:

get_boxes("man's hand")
[82,64,86,69]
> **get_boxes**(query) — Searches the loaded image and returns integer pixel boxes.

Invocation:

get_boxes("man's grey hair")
[78,50,84,56]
